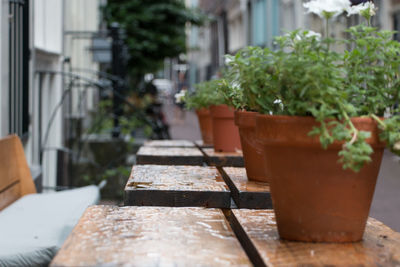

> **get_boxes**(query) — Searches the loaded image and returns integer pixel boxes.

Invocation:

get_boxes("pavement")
[162,103,201,141]
[163,103,400,232]
[370,150,400,231]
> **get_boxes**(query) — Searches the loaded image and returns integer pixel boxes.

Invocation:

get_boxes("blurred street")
[162,102,201,141]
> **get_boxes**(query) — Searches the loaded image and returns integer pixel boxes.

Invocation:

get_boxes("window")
[251,0,267,46]
[8,0,30,138]
[394,11,400,41]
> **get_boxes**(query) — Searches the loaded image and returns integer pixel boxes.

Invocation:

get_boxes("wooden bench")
[0,135,37,211]
[50,205,252,267]
[0,135,100,266]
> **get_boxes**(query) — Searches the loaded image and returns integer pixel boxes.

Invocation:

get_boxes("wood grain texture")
[144,140,195,148]
[203,148,244,167]
[0,181,20,211]
[124,165,231,208]
[221,167,272,209]
[228,209,400,267]
[136,146,204,166]
[194,140,214,148]
[51,206,252,267]
[0,135,36,210]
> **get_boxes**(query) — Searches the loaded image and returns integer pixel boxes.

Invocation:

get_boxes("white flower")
[346,2,377,17]
[303,0,351,18]
[286,30,321,42]
[394,141,400,151]
[174,90,186,104]
[305,30,322,39]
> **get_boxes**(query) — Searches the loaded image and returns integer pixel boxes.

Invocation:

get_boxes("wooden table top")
[223,167,270,193]
[228,209,400,267]
[51,206,252,267]
[136,146,204,165]
[194,140,213,148]
[221,167,272,209]
[126,165,228,192]
[124,165,231,208]
[202,148,244,167]
[144,140,195,148]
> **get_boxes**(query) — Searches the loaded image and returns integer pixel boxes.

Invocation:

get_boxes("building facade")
[0,0,104,189]
[186,0,397,88]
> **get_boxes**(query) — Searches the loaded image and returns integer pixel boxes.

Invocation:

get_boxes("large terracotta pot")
[234,110,268,182]
[209,105,241,152]
[256,114,385,243]
[196,108,213,145]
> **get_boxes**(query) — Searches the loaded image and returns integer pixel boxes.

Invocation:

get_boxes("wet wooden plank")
[51,206,252,267]
[124,165,231,208]
[194,140,213,148]
[136,146,204,166]
[144,140,195,148]
[221,167,272,209]
[202,148,244,167]
[226,209,400,267]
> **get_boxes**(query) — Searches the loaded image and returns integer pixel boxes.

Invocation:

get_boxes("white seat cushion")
[0,185,100,266]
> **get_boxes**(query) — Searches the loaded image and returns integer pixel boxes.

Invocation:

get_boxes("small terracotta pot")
[234,110,268,182]
[196,108,213,145]
[209,105,241,152]
[256,114,385,243]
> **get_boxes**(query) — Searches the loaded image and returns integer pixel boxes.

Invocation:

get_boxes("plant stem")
[341,109,359,145]
[325,18,330,51]
[371,114,386,129]
[342,111,357,133]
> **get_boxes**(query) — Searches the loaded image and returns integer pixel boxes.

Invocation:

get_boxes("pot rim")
[255,113,385,148]
[234,110,257,128]
[255,113,383,122]
[210,104,235,119]
[196,108,210,116]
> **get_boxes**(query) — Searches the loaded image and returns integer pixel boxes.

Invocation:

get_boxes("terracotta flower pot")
[196,108,213,145]
[256,114,385,243]
[234,110,268,182]
[209,105,241,152]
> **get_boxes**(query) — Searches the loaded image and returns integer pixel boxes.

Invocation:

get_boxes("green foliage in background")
[224,46,277,111]
[103,0,203,79]
[184,79,227,109]
[88,99,153,138]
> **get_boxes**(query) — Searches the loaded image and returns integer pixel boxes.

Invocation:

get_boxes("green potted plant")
[186,79,241,152]
[220,47,274,182]
[253,1,400,242]
[182,82,215,145]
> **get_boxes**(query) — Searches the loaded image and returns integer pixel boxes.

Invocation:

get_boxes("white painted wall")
[34,0,63,54]
[228,1,246,53]
[31,0,64,188]
[280,0,306,32]
[64,0,101,115]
